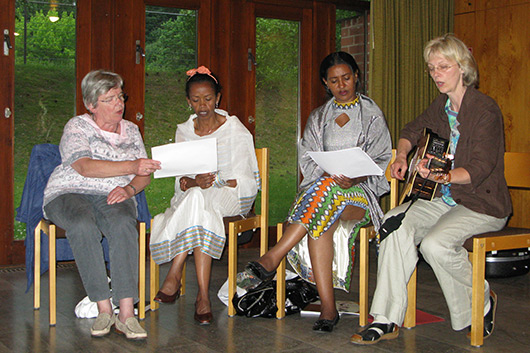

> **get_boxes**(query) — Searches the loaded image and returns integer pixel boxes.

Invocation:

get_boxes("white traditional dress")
[150,110,260,264]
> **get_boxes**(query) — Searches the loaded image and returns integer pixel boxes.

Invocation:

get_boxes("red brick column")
[340,14,370,92]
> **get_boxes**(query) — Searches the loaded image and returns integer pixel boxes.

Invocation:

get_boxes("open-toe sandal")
[350,323,399,345]
[236,261,276,290]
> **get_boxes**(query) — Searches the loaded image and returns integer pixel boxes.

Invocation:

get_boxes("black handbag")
[232,276,319,318]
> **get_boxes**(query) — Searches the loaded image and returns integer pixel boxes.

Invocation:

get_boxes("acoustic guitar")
[399,129,452,204]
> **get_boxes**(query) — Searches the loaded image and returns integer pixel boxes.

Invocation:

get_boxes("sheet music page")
[151,138,217,178]
[307,147,383,178]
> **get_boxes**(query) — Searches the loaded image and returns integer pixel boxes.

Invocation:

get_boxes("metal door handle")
[4,29,12,56]
[135,40,145,64]
[248,48,257,71]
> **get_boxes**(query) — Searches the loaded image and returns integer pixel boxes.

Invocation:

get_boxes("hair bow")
[186,66,218,83]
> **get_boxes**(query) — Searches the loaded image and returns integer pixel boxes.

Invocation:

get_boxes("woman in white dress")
[149,66,260,325]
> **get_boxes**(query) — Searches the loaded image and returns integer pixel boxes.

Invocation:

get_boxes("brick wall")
[339,13,370,92]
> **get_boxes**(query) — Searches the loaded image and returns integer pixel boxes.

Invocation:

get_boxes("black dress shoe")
[153,288,181,304]
[237,261,277,290]
[312,312,340,332]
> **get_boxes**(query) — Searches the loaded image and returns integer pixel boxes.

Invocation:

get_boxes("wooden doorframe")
[225,0,334,135]
[0,0,22,265]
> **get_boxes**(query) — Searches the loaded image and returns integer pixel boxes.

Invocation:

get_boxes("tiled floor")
[0,246,528,352]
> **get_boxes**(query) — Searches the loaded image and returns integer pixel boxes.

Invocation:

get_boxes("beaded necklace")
[332,95,360,110]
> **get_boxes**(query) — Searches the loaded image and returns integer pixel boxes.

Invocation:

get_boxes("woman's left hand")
[332,175,367,189]
[107,185,133,204]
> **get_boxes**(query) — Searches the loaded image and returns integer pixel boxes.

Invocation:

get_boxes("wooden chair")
[34,220,147,326]
[149,147,269,317]
[403,151,530,347]
[276,149,398,321]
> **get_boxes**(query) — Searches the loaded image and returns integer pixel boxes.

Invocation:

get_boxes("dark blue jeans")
[44,193,138,305]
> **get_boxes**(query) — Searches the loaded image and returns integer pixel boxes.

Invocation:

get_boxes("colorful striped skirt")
[287,176,371,291]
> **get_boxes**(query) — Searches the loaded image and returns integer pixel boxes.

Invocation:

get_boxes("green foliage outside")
[145,9,196,72]
[14,62,76,240]
[255,18,299,223]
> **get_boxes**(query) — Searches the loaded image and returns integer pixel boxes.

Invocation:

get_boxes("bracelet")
[127,184,137,195]
[443,172,451,185]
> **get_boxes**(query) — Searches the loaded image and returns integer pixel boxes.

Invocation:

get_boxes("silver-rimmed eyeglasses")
[425,64,456,74]
[99,92,128,104]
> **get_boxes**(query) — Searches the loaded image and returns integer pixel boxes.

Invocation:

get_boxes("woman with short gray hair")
[43,69,161,339]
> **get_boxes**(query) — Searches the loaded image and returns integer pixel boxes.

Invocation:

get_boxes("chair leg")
[181,262,186,296]
[34,221,42,310]
[228,223,238,317]
[49,224,57,326]
[276,223,286,319]
[470,238,487,347]
[403,267,417,328]
[138,222,146,320]
[150,256,159,311]
[358,226,370,327]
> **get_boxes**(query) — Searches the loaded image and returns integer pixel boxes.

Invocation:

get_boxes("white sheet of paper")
[307,147,383,178]
[151,138,217,179]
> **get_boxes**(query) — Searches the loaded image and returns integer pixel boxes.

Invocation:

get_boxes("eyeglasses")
[425,64,456,74]
[99,92,128,104]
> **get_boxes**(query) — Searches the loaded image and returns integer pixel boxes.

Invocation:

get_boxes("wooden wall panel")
[455,1,530,227]
[476,0,529,11]
[474,4,530,153]
[454,0,475,14]
[453,12,475,50]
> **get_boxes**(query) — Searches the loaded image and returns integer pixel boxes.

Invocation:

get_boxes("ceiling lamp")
[49,0,59,23]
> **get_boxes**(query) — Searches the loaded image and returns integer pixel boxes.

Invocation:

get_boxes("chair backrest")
[255,148,269,228]
[386,149,398,209]
[504,152,530,189]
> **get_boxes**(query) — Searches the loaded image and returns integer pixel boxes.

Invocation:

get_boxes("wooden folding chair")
[34,220,147,326]
[403,152,530,347]
[149,148,269,317]
[276,150,398,321]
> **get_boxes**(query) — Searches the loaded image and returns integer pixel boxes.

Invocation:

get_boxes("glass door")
[13,0,77,241]
[254,17,300,225]
[143,5,198,216]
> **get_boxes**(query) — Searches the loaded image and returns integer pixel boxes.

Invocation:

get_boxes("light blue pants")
[370,197,507,330]
[44,193,139,306]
